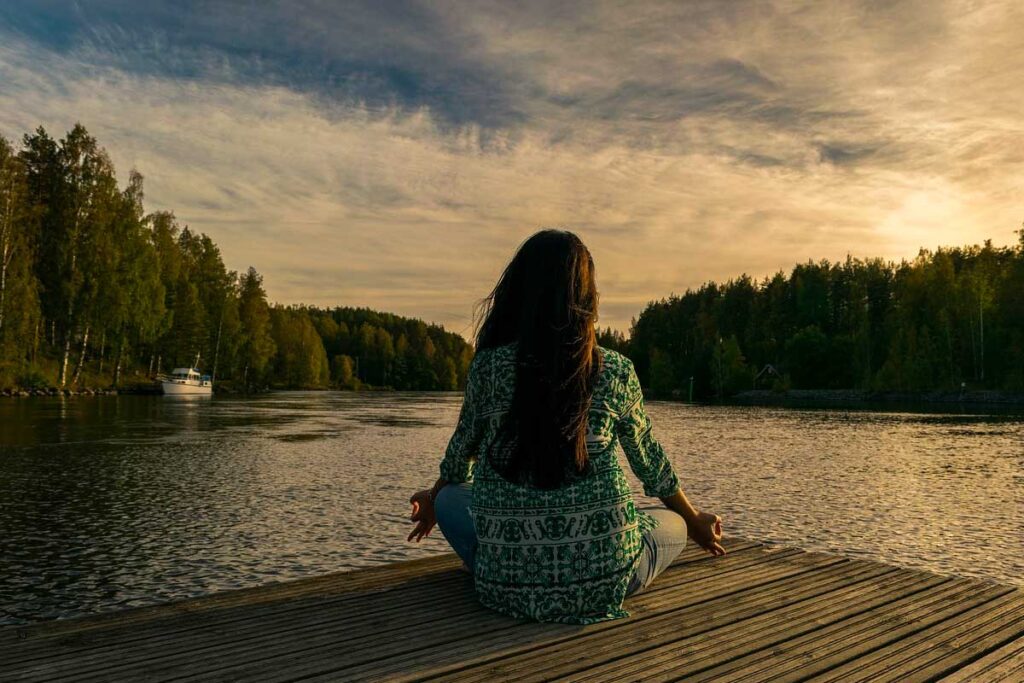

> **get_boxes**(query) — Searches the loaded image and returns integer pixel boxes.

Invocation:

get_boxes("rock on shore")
[1,385,162,398]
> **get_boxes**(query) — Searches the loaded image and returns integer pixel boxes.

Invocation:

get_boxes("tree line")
[609,237,1024,399]
[5,123,1019,398]
[0,124,472,392]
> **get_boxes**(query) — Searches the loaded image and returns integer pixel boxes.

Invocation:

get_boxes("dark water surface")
[1,393,1021,625]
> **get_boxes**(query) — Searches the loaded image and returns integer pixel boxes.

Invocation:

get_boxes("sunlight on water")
[0,393,1021,625]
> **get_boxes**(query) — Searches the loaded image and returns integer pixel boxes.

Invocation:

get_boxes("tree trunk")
[58,334,71,388]
[0,236,8,335]
[243,364,249,391]
[71,324,90,387]
[113,342,124,387]
[148,353,155,377]
[97,331,106,375]
[212,312,224,383]
[58,197,83,388]
[61,291,76,388]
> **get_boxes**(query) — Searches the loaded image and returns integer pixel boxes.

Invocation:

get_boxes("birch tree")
[23,125,118,387]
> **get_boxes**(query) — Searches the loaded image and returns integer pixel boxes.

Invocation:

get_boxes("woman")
[407,229,724,624]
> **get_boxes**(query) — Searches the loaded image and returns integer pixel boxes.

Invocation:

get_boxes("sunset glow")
[2,1,1021,335]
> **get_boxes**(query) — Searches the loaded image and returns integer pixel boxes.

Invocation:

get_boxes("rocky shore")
[1,384,162,398]
[1,383,265,398]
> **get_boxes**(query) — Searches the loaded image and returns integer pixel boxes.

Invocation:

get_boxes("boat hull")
[161,380,213,395]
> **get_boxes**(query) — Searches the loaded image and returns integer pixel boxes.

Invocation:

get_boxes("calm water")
[1,393,1021,625]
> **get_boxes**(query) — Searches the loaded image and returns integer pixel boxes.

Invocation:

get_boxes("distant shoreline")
[726,388,1024,407]
[0,384,421,398]
[2,386,146,398]
[8,385,1024,410]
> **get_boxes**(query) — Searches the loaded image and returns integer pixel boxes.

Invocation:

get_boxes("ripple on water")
[0,393,1021,625]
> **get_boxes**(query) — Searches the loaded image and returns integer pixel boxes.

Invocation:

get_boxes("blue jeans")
[434,482,688,596]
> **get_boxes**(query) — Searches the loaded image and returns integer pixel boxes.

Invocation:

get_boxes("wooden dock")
[3,538,1023,682]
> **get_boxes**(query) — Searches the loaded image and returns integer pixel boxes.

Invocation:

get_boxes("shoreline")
[7,385,1024,407]
[0,386,155,398]
[727,388,1024,407]
[0,383,415,398]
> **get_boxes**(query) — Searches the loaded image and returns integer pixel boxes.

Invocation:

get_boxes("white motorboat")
[161,367,213,395]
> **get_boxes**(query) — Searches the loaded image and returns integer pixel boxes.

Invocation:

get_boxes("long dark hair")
[474,229,602,489]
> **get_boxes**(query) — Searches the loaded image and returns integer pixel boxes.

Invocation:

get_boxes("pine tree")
[237,267,275,389]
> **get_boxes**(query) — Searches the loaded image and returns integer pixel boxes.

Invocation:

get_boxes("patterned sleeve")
[439,351,484,483]
[615,358,681,498]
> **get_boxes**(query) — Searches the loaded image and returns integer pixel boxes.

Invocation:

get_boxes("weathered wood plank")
[804,588,1024,682]
[539,570,954,683]
[338,556,877,682]
[2,537,1018,683]
[678,578,1007,682]
[937,635,1024,683]
[4,552,460,640]
[199,550,832,683]
[1,542,769,678]
[2,539,762,664]
[438,565,903,683]
[21,541,782,682]
[1,571,470,664]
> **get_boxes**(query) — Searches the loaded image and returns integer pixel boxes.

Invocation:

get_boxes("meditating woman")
[407,229,725,624]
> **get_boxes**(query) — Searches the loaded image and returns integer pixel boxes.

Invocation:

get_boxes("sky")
[1,1,1021,338]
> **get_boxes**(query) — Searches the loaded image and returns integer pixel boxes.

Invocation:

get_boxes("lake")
[1,392,1021,625]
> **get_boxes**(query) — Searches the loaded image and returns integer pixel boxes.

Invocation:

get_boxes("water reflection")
[0,393,1021,625]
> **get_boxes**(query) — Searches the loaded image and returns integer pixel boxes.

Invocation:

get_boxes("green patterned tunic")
[439,343,681,624]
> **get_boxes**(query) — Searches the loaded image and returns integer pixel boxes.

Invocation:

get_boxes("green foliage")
[0,124,473,392]
[19,123,1018,399]
[296,306,472,390]
[0,136,40,359]
[628,245,1024,398]
[15,365,48,390]
[332,354,357,388]
[596,326,629,355]
[784,326,831,389]
[648,348,676,397]
[237,267,276,388]
[712,335,752,396]
[270,308,329,388]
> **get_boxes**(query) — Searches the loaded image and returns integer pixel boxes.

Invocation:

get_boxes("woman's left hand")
[407,489,437,542]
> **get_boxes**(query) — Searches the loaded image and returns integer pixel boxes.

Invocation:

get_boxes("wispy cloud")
[1,0,1021,336]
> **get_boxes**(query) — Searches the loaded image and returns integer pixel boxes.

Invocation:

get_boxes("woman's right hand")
[687,510,726,556]
[407,489,437,542]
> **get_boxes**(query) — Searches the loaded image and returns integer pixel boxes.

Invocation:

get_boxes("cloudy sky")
[1,1,1021,337]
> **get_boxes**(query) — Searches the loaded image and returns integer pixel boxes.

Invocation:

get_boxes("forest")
[0,124,472,392]
[3,123,1021,399]
[604,235,1024,399]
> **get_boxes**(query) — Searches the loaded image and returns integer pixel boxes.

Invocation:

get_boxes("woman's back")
[439,342,682,624]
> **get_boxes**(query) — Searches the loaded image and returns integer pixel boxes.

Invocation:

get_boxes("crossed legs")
[433,482,687,595]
